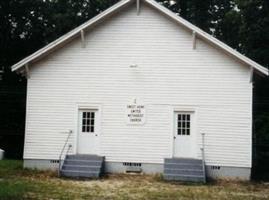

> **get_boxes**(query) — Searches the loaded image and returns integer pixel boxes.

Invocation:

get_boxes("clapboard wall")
[24,2,252,168]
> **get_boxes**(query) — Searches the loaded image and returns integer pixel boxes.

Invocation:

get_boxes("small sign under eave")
[126,99,146,125]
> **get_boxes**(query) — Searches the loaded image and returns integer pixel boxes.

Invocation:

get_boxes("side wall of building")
[23,2,252,178]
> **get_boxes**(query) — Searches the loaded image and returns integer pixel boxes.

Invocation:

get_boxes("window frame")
[176,113,191,136]
[81,110,96,133]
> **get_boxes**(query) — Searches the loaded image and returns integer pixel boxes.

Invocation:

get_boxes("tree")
[236,0,269,67]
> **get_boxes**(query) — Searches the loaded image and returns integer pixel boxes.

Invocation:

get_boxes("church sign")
[126,99,146,125]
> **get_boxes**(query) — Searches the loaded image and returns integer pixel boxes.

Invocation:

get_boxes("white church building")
[12,0,268,181]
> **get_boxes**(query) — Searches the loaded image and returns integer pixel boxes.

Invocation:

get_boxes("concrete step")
[164,163,203,170]
[164,174,205,182]
[163,157,205,183]
[63,159,103,166]
[164,168,204,176]
[60,154,104,179]
[66,154,104,161]
[165,158,202,165]
[61,170,100,178]
[62,164,100,172]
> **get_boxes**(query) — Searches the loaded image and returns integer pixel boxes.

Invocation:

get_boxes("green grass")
[0,160,269,200]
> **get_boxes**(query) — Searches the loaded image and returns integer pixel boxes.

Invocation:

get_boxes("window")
[82,111,95,133]
[177,114,190,135]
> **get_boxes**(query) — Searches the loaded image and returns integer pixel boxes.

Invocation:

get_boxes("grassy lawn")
[0,160,269,200]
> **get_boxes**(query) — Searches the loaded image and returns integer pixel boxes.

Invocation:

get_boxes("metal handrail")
[58,130,72,176]
[200,133,206,183]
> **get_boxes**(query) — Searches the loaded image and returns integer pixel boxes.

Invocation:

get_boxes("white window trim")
[176,113,191,136]
[81,111,96,133]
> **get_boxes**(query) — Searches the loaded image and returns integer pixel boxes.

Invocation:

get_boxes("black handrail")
[58,130,72,176]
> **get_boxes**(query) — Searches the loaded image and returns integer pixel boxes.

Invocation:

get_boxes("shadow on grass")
[0,159,57,178]
[0,179,33,200]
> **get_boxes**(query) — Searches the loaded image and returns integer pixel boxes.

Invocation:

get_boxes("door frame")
[73,103,102,155]
[171,106,198,158]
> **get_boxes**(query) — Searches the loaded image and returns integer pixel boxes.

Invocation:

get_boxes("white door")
[77,109,99,154]
[173,112,195,158]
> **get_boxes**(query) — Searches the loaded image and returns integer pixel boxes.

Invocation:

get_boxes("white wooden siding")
[24,2,252,168]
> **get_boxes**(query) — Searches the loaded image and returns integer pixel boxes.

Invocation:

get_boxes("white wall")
[24,2,252,168]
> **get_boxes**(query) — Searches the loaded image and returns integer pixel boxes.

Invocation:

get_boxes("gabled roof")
[11,0,269,76]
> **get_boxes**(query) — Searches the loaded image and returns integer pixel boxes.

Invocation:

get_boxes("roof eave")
[144,0,269,76]
[11,0,133,72]
[11,0,269,77]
